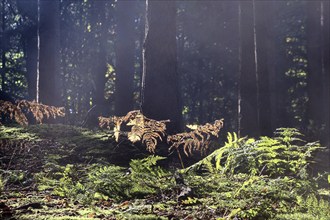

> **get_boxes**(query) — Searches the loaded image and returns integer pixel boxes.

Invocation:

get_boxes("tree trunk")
[1,1,7,93]
[254,1,272,136]
[142,0,182,134]
[306,1,323,140]
[265,1,288,130]
[39,0,61,106]
[115,0,136,116]
[238,1,259,137]
[91,0,107,109]
[17,0,38,100]
[80,0,109,127]
[321,0,330,145]
[23,30,38,101]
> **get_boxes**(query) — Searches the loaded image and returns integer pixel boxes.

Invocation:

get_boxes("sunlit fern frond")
[183,139,197,156]
[123,110,142,122]
[126,112,169,153]
[0,100,65,126]
[128,125,144,143]
[17,100,65,124]
[113,116,124,142]
[0,100,28,126]
[196,119,224,137]
[99,110,169,153]
[98,116,113,129]
[98,116,124,141]
[186,124,198,130]
[142,130,163,153]
[168,119,224,156]
[146,119,168,137]
[168,132,205,156]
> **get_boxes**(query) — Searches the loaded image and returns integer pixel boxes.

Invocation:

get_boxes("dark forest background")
[0,0,329,145]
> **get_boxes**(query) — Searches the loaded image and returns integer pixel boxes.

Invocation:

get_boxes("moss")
[0,125,40,141]
[19,215,98,220]
[26,124,112,149]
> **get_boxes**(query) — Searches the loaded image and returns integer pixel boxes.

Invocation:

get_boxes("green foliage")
[87,164,130,201]
[180,197,199,206]
[187,128,321,179]
[17,127,328,219]
[184,173,297,219]
[0,169,26,187]
[129,156,173,196]
[0,125,40,141]
[0,175,4,195]
[182,128,327,219]
[276,194,330,220]
[35,156,174,204]
[35,163,91,204]
[299,194,330,219]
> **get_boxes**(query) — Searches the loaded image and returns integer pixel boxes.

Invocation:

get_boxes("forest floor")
[0,124,329,220]
[0,124,215,220]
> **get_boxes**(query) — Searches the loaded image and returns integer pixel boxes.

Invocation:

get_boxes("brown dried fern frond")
[168,119,224,156]
[0,100,65,126]
[98,110,169,153]
[123,110,142,122]
[125,111,169,153]
[17,100,65,124]
[0,100,28,125]
[98,116,123,142]
[98,116,114,129]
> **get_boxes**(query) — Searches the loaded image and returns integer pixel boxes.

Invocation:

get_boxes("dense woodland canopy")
[0,0,330,219]
[0,0,329,141]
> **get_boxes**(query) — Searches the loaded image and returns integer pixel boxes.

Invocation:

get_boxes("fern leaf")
[168,119,224,156]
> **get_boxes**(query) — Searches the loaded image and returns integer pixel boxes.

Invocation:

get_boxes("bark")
[16,0,38,100]
[91,0,107,108]
[321,1,330,144]
[115,0,136,116]
[39,0,61,106]
[306,1,323,139]
[142,0,182,134]
[254,1,272,136]
[82,0,109,127]
[23,30,38,101]
[238,1,259,137]
[1,1,7,93]
[266,1,288,130]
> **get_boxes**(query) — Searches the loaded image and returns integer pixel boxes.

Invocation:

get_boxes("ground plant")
[0,111,329,219]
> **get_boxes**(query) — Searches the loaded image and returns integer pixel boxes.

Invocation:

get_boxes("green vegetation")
[1,124,328,219]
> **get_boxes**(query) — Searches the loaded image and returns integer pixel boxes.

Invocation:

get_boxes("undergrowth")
[1,123,329,219]
[30,128,330,219]
[35,156,174,205]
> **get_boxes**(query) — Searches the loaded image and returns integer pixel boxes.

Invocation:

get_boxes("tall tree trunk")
[142,0,182,133]
[80,0,109,127]
[1,1,7,93]
[238,1,259,137]
[39,0,61,106]
[23,30,38,101]
[91,0,107,109]
[321,0,330,173]
[17,0,38,100]
[266,1,288,130]
[321,0,330,145]
[306,1,323,140]
[254,1,272,136]
[115,0,136,116]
